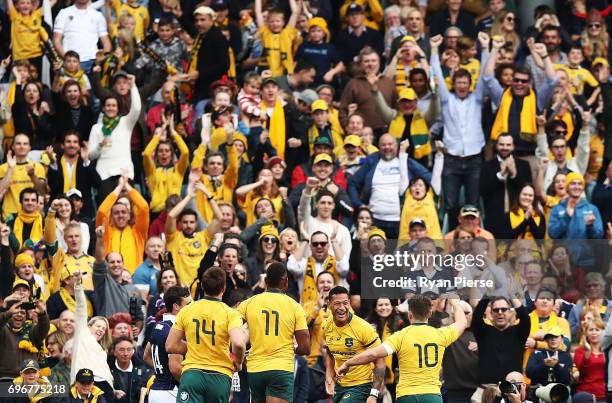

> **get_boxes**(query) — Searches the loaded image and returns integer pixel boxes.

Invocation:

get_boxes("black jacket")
[479,155,532,238]
[47,153,100,219]
[51,91,97,142]
[108,357,151,403]
[262,103,309,173]
[193,26,230,102]
[526,348,572,386]
[429,9,476,39]
[472,298,531,384]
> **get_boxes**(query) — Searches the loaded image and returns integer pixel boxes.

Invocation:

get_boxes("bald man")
[348,133,431,241]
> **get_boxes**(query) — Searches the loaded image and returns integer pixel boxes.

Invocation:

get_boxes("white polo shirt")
[53,5,108,62]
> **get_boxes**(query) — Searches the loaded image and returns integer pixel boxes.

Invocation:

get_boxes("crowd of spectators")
[0,0,611,401]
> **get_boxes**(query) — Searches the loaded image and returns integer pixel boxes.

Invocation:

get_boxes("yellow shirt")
[303,301,331,367]
[237,289,308,372]
[555,64,599,94]
[142,134,189,213]
[323,313,381,387]
[166,230,211,287]
[50,249,95,293]
[460,58,480,92]
[111,0,150,41]
[240,192,283,227]
[173,296,243,377]
[193,144,239,224]
[0,161,45,220]
[384,323,458,397]
[258,25,299,77]
[9,8,44,60]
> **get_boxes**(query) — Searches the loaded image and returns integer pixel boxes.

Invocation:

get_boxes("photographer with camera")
[497,372,529,403]
[0,296,49,378]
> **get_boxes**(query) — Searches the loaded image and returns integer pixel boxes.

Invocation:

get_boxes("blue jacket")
[548,198,604,268]
[347,153,432,208]
[525,349,572,386]
[548,198,604,239]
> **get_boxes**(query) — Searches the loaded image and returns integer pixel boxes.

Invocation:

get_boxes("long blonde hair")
[88,316,113,352]
[581,27,609,61]
[118,28,136,61]
[491,11,520,54]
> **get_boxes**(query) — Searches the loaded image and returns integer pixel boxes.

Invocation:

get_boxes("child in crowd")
[237,71,263,122]
[457,36,480,91]
[295,17,344,85]
[558,45,599,95]
[108,0,150,41]
[7,0,44,70]
[254,0,301,76]
[59,51,90,99]
[308,100,343,157]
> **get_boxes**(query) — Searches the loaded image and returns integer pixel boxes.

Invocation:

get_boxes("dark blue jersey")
[150,315,178,390]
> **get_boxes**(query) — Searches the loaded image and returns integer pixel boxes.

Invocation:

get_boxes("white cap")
[194,6,216,17]
[66,188,83,199]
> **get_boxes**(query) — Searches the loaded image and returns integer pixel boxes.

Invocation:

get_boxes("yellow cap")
[307,17,330,41]
[259,225,279,241]
[544,326,563,338]
[368,226,387,240]
[60,267,72,282]
[565,171,584,187]
[593,57,610,68]
[311,99,329,112]
[399,87,417,101]
[400,35,416,43]
[344,135,362,148]
[313,153,333,165]
[15,253,34,268]
[12,278,31,290]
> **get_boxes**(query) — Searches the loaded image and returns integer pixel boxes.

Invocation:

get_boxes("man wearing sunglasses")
[471,296,530,402]
[484,36,558,178]
[287,229,349,305]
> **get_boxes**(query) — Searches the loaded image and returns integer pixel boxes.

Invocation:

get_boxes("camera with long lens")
[533,384,569,403]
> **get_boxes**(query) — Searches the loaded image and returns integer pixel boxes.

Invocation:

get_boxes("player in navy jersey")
[144,286,192,403]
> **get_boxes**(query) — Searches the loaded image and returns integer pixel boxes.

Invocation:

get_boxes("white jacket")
[70,283,114,385]
[88,85,141,180]
[536,125,590,191]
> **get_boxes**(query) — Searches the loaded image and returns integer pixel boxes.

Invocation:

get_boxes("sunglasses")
[235,271,246,276]
[492,307,510,313]
[261,236,279,244]
[554,130,567,135]
[513,78,530,84]
[312,241,328,248]
[506,16,515,22]
[588,23,601,28]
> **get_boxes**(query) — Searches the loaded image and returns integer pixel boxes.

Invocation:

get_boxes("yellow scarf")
[491,88,537,141]
[64,69,87,89]
[13,211,43,247]
[388,110,431,158]
[302,255,338,305]
[188,34,203,74]
[60,155,78,193]
[228,47,236,81]
[210,127,227,151]
[395,60,417,91]
[59,287,93,317]
[509,208,542,240]
[262,99,286,158]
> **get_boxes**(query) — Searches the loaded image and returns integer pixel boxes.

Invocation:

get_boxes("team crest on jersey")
[180,391,189,402]
[193,241,201,248]
[345,338,353,347]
